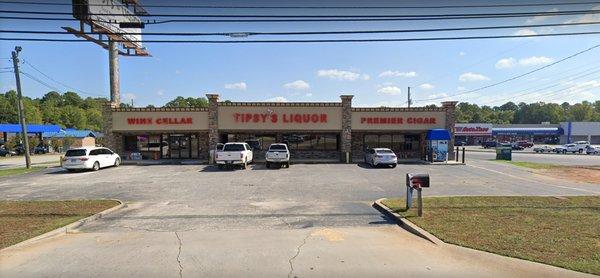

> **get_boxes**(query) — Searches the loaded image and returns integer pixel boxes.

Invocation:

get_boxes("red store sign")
[234,113,328,124]
[127,117,193,125]
[360,117,437,125]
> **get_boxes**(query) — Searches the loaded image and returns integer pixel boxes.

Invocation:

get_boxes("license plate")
[71,159,77,162]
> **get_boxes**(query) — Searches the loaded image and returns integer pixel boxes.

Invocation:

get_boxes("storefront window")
[379,135,392,149]
[364,134,421,152]
[364,135,379,149]
[284,134,338,151]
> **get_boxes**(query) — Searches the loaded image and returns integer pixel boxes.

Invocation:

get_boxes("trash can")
[495,145,512,160]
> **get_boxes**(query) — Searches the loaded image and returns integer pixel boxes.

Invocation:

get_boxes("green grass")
[0,166,46,177]
[497,160,557,169]
[382,196,600,275]
[0,200,120,249]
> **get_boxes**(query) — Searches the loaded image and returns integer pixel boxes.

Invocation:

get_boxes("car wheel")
[285,162,290,168]
[243,161,248,169]
[92,162,100,171]
[562,150,567,154]
[4,153,10,157]
[67,169,77,173]
[579,149,583,154]
[371,159,376,168]
[217,164,224,170]
[266,161,271,168]
[114,158,121,167]
[391,164,397,168]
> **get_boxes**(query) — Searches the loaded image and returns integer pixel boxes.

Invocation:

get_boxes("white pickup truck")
[215,142,253,169]
[265,143,290,168]
[555,141,589,154]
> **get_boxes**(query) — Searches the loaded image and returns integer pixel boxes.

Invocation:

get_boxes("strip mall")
[102,94,457,162]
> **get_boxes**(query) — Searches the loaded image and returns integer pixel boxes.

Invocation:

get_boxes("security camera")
[14,46,22,52]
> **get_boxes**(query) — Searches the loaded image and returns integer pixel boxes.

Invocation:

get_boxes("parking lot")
[465,149,600,166]
[1,161,598,277]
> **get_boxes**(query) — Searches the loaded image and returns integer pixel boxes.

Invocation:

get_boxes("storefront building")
[102,94,457,162]
[454,123,493,145]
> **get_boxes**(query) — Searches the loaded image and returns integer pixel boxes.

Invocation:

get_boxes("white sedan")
[62,147,121,172]
[364,148,398,168]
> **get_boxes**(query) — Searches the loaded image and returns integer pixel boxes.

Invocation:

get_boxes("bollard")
[417,188,423,217]
[462,147,466,164]
[456,146,459,162]
[406,174,413,209]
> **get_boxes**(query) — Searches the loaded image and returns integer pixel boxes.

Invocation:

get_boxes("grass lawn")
[382,196,600,275]
[498,161,557,169]
[0,200,120,249]
[0,166,46,177]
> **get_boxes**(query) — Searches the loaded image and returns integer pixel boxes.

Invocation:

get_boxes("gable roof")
[42,129,97,138]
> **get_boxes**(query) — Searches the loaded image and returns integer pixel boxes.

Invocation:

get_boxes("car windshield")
[269,145,287,151]
[223,144,245,151]
[65,149,87,157]
[376,149,394,154]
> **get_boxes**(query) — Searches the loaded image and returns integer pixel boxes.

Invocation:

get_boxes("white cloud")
[419,83,435,90]
[564,5,600,24]
[156,90,164,96]
[495,57,517,69]
[459,72,490,82]
[459,51,466,56]
[379,70,417,78]
[317,69,369,81]
[283,80,310,90]
[457,86,466,91]
[518,56,555,66]
[124,93,136,102]
[264,96,288,102]
[377,86,402,95]
[513,29,538,36]
[174,70,182,75]
[224,82,247,90]
[526,8,559,24]
[305,93,313,97]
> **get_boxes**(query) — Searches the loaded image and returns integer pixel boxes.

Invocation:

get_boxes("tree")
[568,102,593,121]
[41,91,62,105]
[62,91,83,107]
[60,106,87,129]
[86,109,103,131]
[164,96,208,108]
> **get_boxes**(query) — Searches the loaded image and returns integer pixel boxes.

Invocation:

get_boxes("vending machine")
[426,129,451,162]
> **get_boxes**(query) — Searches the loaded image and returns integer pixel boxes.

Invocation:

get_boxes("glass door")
[169,135,181,159]
[179,135,190,159]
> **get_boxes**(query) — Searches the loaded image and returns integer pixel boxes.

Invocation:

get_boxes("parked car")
[555,142,589,154]
[215,142,253,169]
[515,141,534,148]
[14,144,27,155]
[265,143,290,168]
[364,148,397,168]
[533,146,554,153]
[62,147,121,172]
[455,140,467,146]
[34,144,50,154]
[245,139,262,151]
[586,145,599,155]
[0,147,16,157]
[510,142,525,150]
[482,141,497,149]
[209,143,224,164]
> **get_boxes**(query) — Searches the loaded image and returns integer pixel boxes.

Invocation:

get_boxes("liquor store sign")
[112,111,209,131]
[219,106,342,130]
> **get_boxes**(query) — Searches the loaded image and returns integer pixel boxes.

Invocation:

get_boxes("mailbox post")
[406,173,430,217]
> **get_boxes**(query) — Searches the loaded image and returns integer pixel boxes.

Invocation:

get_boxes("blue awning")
[0,124,61,133]
[426,129,451,140]
[492,127,562,136]
[42,129,97,138]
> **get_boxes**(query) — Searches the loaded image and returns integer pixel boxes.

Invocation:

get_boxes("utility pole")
[11,46,31,169]
[108,39,120,105]
[407,86,412,108]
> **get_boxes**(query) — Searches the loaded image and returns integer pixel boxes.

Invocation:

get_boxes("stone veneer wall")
[441,101,458,161]
[101,102,122,154]
[340,95,353,162]
[207,94,220,152]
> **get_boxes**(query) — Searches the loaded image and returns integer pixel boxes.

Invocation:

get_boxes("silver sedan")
[364,148,398,168]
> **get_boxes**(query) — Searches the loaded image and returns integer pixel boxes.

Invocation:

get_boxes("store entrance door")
[169,134,190,159]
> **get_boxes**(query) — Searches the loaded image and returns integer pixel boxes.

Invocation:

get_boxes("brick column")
[207,94,220,156]
[340,95,353,163]
[441,101,459,161]
[101,101,121,154]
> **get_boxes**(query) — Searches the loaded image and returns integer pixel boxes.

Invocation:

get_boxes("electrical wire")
[413,42,600,102]
[2,0,599,9]
[19,71,63,92]
[3,9,600,18]
[2,21,600,36]
[22,59,104,97]
[2,30,600,43]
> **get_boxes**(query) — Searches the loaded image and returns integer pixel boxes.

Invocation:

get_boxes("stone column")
[340,95,353,163]
[101,101,120,154]
[207,94,220,157]
[441,101,459,161]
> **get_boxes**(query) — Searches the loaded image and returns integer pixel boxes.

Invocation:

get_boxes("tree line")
[1,90,598,132]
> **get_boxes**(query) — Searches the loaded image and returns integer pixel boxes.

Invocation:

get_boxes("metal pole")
[417,188,423,217]
[406,174,412,209]
[462,147,466,164]
[108,39,120,105]
[11,46,31,169]
[407,87,411,108]
[456,146,459,162]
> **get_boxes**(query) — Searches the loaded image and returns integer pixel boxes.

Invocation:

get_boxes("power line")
[414,42,600,102]
[3,8,600,18]
[2,21,600,37]
[19,70,63,92]
[21,59,104,97]
[2,0,599,9]
[2,30,600,43]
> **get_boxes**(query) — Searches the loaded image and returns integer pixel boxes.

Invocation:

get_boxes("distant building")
[42,129,98,148]
[560,122,600,144]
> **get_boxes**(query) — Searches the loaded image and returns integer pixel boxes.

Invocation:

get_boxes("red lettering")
[271,114,278,123]
[244,113,252,123]
[320,114,327,123]
[127,118,136,125]
[234,113,241,122]
[253,114,260,123]
[294,114,302,122]
[260,114,267,122]
[302,114,310,123]
[430,118,436,124]
[311,114,319,123]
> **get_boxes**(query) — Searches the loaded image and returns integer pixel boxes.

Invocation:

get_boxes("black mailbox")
[407,173,430,188]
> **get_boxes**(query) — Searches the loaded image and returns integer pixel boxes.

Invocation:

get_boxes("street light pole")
[11,46,31,169]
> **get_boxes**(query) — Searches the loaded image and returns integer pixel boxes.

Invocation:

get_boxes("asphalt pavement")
[1,162,598,277]
[0,153,62,169]
[464,149,600,166]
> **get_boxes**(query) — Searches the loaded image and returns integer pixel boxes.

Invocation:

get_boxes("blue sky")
[1,1,600,107]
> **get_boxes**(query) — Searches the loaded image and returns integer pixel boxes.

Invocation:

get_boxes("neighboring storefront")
[102,94,457,162]
[454,123,493,145]
[560,121,600,144]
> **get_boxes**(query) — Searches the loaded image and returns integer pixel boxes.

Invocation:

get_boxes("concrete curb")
[373,198,444,245]
[0,199,126,252]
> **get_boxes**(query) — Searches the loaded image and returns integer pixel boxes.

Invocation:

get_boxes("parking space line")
[466,164,600,194]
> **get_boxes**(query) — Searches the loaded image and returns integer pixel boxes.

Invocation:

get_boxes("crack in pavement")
[287,232,311,278]
[175,231,183,278]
